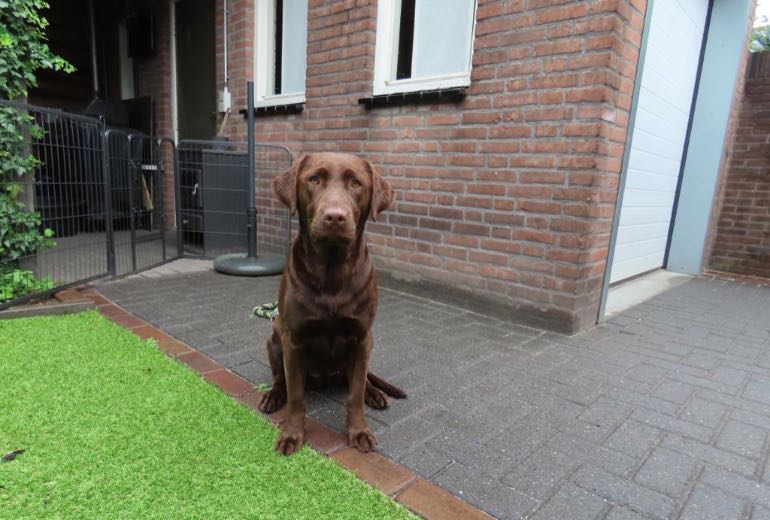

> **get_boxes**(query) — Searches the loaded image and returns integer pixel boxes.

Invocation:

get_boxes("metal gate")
[104,130,171,276]
[0,100,292,310]
[176,139,292,258]
[0,100,177,309]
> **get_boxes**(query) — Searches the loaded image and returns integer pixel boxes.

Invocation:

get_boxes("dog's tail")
[367,372,407,399]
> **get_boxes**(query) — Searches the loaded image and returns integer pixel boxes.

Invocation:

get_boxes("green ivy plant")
[0,0,73,302]
[0,268,55,301]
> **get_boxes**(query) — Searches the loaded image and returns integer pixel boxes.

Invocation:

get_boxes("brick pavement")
[97,261,770,520]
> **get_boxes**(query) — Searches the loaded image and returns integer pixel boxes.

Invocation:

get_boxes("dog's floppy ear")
[366,160,394,222]
[273,154,308,215]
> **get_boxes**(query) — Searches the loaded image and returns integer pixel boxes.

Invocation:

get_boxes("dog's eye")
[309,176,320,185]
[351,179,362,188]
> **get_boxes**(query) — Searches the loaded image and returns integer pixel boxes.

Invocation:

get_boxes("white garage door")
[610,0,709,284]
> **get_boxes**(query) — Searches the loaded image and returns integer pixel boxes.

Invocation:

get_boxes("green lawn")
[0,312,415,519]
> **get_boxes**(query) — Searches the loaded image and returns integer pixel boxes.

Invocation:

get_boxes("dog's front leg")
[275,335,306,456]
[346,334,377,452]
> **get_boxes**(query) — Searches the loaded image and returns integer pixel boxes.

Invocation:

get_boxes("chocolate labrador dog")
[258,152,406,455]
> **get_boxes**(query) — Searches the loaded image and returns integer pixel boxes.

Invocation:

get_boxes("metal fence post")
[246,81,257,258]
[102,128,116,277]
[154,138,168,263]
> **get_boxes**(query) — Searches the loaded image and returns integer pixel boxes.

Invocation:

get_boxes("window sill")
[239,103,304,118]
[358,87,467,108]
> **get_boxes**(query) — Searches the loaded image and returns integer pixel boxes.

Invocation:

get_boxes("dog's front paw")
[258,388,286,414]
[275,428,304,456]
[348,428,377,453]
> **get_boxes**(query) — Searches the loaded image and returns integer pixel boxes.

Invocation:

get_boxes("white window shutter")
[411,0,475,79]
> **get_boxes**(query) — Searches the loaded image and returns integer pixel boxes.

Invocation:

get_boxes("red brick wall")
[211,0,647,333]
[134,1,176,237]
[709,51,770,279]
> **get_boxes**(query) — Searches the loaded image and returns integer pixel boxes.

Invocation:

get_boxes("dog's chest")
[294,314,367,364]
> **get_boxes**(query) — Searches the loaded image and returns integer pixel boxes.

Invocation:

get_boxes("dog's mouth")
[309,227,356,244]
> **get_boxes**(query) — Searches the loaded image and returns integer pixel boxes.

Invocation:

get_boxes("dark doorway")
[175,0,216,139]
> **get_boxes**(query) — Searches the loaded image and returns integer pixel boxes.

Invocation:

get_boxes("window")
[117,20,136,100]
[373,0,477,96]
[255,0,308,106]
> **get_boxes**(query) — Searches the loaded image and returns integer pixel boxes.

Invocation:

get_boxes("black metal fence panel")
[0,101,177,309]
[104,130,170,276]
[0,101,110,308]
[0,100,292,309]
[176,140,292,258]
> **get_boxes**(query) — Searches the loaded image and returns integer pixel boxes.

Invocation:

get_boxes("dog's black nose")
[323,208,347,225]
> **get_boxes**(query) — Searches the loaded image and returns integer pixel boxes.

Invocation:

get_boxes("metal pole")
[88,0,100,98]
[246,81,257,258]
[102,129,116,277]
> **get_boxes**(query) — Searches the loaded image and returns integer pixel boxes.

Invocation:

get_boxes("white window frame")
[254,0,307,107]
[373,0,477,96]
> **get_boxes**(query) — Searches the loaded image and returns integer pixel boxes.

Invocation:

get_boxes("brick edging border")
[702,270,770,288]
[80,288,493,520]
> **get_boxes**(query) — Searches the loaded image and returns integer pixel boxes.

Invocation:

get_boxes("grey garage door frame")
[599,0,755,321]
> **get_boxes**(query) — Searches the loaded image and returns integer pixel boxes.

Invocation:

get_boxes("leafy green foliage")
[0,107,43,191]
[0,1,72,301]
[0,195,54,261]
[751,25,770,52]
[0,267,54,301]
[0,0,74,99]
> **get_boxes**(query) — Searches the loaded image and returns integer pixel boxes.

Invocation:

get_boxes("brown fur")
[258,152,405,455]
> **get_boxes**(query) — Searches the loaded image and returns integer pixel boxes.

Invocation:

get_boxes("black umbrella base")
[213,253,286,276]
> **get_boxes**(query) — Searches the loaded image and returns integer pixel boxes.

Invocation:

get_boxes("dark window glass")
[396,0,416,79]
[274,0,284,94]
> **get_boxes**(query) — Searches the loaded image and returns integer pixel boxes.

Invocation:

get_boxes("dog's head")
[273,153,394,244]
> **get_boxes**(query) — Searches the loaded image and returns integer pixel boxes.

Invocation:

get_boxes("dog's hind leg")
[364,372,407,410]
[258,320,288,413]
[364,379,389,410]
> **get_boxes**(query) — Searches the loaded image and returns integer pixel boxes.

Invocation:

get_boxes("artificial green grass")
[0,312,416,519]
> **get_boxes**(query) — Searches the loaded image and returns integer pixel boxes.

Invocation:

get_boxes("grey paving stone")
[212,347,257,369]
[375,415,443,459]
[711,366,750,387]
[680,397,730,429]
[530,483,609,520]
[604,505,651,520]
[753,507,770,520]
[652,378,695,404]
[434,462,538,520]
[682,351,721,370]
[605,419,662,459]
[397,445,452,479]
[606,387,679,416]
[626,363,669,384]
[230,360,272,385]
[662,435,756,477]
[502,433,595,500]
[670,372,742,396]
[572,465,676,520]
[579,397,632,434]
[680,484,747,520]
[631,409,713,443]
[732,409,770,431]
[494,412,563,463]
[717,421,767,459]
[426,430,520,480]
[744,376,770,406]
[704,466,770,507]
[635,447,699,498]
